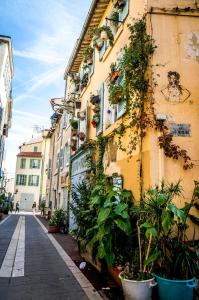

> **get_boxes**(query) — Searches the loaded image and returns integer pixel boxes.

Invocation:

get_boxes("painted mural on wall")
[161,71,190,103]
[185,32,199,63]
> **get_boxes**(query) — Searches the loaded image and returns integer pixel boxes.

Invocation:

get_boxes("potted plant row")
[119,181,199,300]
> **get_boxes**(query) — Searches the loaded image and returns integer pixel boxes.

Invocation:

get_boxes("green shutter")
[96,83,104,136]
[28,175,31,186]
[119,0,129,22]
[38,160,40,169]
[88,50,95,78]
[16,174,19,185]
[24,175,27,186]
[30,159,32,168]
[36,176,39,186]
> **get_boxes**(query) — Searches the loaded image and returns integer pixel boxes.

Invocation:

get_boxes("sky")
[0,0,92,177]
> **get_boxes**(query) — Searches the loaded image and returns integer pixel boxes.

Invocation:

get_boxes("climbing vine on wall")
[107,16,193,170]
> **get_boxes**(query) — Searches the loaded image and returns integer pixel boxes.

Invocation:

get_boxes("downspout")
[49,132,55,210]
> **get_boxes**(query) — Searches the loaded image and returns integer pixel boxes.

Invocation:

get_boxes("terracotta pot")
[111,70,120,82]
[108,266,123,287]
[48,225,59,233]
[79,132,85,141]
[91,120,97,128]
[71,144,77,152]
[100,30,108,41]
[87,58,93,65]
[95,39,103,51]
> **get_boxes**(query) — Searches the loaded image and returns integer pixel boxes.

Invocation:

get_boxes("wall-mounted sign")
[112,176,123,190]
[171,123,191,137]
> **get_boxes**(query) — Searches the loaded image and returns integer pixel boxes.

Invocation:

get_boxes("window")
[28,175,39,186]
[47,159,51,179]
[30,159,40,169]
[20,158,26,169]
[59,149,64,169]
[115,76,126,119]
[96,83,104,136]
[33,146,38,152]
[118,0,129,22]
[56,153,60,169]
[16,175,27,186]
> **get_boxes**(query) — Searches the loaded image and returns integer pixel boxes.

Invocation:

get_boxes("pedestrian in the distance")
[32,202,36,215]
[10,202,14,213]
[15,201,19,213]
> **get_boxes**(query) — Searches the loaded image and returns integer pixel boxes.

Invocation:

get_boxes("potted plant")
[70,119,78,130]
[48,216,59,233]
[109,83,123,105]
[137,181,199,300]
[110,10,119,27]
[77,111,86,121]
[90,94,100,105]
[71,143,77,152]
[83,46,93,65]
[119,213,158,300]
[93,104,100,113]
[109,62,120,82]
[81,73,89,88]
[48,208,67,233]
[92,26,114,48]
[113,0,126,10]
[78,132,86,141]
[91,119,97,128]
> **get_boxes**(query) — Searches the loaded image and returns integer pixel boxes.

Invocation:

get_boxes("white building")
[0,35,13,182]
[14,133,50,211]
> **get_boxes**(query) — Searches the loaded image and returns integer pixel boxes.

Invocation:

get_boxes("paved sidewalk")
[0,215,89,300]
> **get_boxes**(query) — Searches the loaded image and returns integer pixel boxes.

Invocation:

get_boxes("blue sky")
[0,0,92,177]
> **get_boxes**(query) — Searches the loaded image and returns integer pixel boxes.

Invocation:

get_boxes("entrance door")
[20,193,34,211]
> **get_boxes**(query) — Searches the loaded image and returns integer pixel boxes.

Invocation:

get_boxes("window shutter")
[24,175,27,185]
[36,176,39,186]
[89,50,95,78]
[16,174,19,185]
[28,175,31,186]
[96,83,104,136]
[115,76,126,119]
[99,42,107,61]
[119,0,129,22]
[0,107,3,126]
[30,160,32,168]
[117,100,126,118]
[38,159,40,169]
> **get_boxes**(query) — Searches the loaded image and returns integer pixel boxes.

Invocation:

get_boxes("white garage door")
[20,193,34,211]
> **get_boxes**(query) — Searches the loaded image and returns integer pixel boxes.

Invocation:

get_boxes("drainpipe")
[49,132,55,210]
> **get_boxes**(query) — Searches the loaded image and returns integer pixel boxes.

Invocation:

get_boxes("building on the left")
[0,35,14,191]
[14,130,51,211]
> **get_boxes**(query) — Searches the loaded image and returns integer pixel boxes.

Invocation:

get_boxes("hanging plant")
[93,103,100,113]
[78,132,86,141]
[108,83,123,105]
[83,46,93,65]
[91,112,100,128]
[81,72,89,88]
[71,143,77,152]
[77,111,86,121]
[109,62,120,82]
[70,119,78,130]
[92,26,114,48]
[90,94,100,105]
[110,10,119,27]
[113,0,126,10]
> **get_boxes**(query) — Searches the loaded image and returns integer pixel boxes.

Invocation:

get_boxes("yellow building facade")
[62,0,199,233]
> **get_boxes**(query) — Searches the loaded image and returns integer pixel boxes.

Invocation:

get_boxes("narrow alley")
[0,215,100,300]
